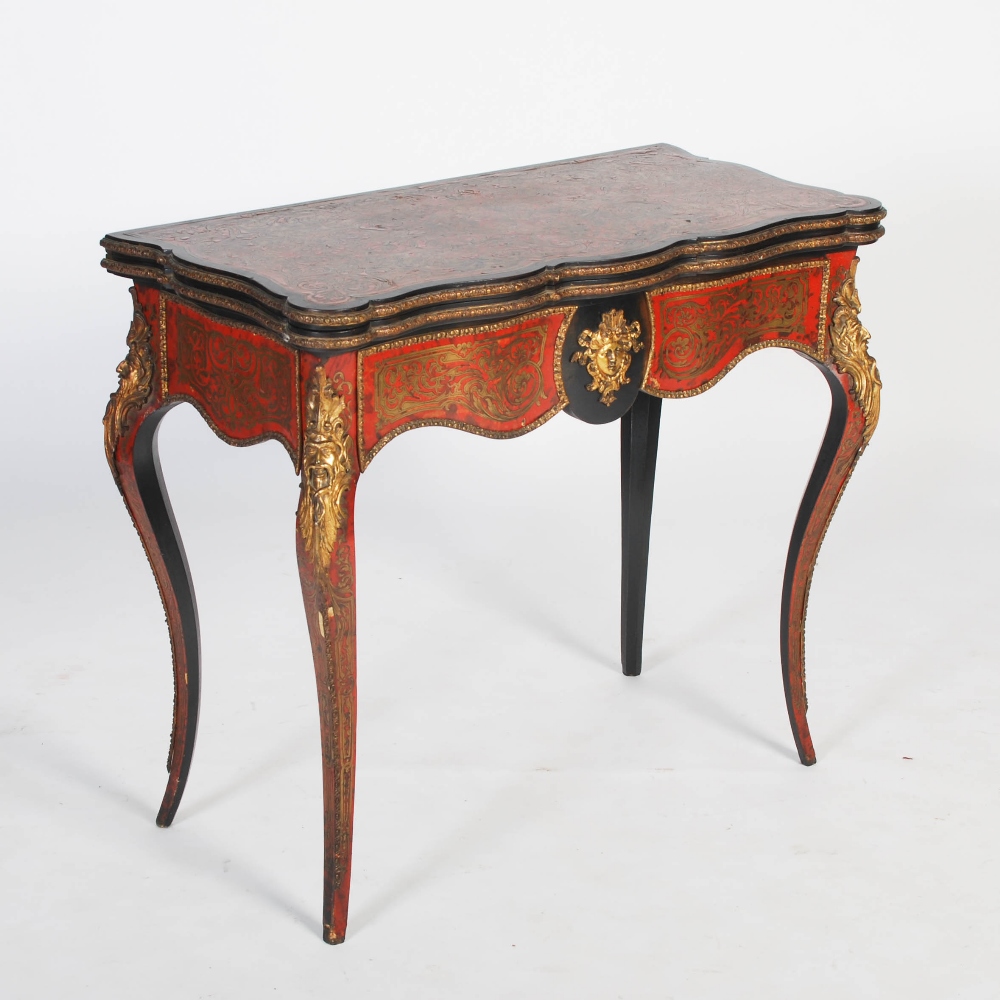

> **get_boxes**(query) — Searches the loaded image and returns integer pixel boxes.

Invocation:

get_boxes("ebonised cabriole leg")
[111,400,201,826]
[128,407,202,825]
[105,289,201,827]
[621,391,662,676]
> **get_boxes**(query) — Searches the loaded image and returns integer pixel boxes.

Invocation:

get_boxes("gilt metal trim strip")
[158,293,169,399]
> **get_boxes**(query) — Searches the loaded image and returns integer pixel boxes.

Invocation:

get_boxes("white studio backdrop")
[1,1,998,997]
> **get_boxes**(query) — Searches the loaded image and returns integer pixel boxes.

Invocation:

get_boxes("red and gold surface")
[643,261,830,396]
[160,296,301,462]
[356,308,573,468]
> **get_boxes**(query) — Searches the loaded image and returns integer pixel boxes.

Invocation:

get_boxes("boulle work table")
[101,144,885,944]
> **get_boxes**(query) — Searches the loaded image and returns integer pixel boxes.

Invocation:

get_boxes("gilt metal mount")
[571,309,643,406]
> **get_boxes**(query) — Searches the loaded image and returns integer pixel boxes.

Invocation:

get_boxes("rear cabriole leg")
[621,392,662,676]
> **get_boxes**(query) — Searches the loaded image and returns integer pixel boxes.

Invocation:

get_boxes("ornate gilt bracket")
[104,287,155,485]
[571,309,643,406]
[299,366,354,572]
[830,259,881,445]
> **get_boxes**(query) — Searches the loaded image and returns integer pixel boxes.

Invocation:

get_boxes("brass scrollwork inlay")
[571,309,643,405]
[830,259,881,444]
[299,366,354,570]
[104,286,154,484]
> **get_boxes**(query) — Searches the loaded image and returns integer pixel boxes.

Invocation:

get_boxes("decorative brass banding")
[158,293,169,399]
[104,286,154,485]
[830,258,881,444]
[299,367,354,570]
[572,309,643,405]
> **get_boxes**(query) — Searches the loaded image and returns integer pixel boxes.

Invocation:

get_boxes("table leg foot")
[105,290,201,826]
[323,924,346,946]
[296,361,360,943]
[621,392,662,676]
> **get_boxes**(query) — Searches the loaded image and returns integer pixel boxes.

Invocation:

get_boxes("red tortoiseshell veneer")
[101,145,884,944]
[357,308,573,468]
[644,259,832,395]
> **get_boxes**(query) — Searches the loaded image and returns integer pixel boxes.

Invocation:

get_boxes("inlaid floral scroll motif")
[644,265,827,396]
[175,314,294,427]
[357,309,571,467]
[373,332,544,431]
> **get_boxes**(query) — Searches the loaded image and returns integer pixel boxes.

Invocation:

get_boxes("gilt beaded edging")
[158,293,169,399]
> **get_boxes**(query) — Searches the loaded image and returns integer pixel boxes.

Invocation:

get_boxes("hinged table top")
[102,144,884,347]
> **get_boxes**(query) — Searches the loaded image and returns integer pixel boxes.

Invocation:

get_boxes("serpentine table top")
[102,143,884,348]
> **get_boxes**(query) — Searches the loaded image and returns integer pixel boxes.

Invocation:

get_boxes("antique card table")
[101,144,884,943]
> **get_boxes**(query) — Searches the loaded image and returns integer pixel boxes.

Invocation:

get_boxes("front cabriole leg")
[781,258,881,765]
[296,357,361,945]
[104,287,201,825]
